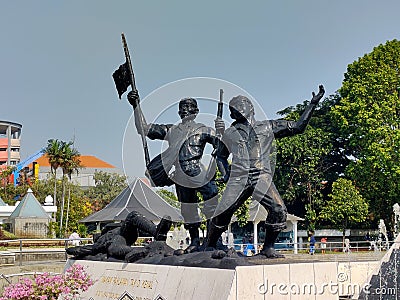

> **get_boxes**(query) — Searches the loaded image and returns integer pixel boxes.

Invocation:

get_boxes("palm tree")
[45,139,62,208]
[59,141,81,235]
[63,151,81,235]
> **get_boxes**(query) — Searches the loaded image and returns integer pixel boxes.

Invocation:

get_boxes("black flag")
[112,61,131,99]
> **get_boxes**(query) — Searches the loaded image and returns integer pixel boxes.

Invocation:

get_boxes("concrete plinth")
[65,258,381,300]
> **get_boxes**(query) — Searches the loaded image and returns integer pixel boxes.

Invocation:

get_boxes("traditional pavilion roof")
[80,178,182,223]
[9,188,50,219]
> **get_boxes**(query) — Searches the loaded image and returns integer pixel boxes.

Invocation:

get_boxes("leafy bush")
[0,228,17,240]
[0,264,93,300]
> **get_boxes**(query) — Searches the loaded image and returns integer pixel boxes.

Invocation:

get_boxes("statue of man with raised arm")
[204,85,325,258]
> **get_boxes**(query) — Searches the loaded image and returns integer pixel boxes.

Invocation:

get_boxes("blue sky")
[1,1,400,179]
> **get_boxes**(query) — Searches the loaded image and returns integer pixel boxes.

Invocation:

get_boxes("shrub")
[0,264,93,300]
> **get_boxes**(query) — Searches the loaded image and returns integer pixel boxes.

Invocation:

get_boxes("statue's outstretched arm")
[273,85,325,138]
[128,90,150,136]
[292,84,325,133]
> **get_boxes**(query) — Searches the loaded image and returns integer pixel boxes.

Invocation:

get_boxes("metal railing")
[235,240,395,255]
[0,238,93,266]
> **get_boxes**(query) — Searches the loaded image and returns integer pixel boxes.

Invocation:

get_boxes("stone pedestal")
[65,259,235,300]
[65,258,382,300]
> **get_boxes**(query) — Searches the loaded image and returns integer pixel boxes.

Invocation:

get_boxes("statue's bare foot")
[183,238,200,253]
[258,247,284,259]
[211,250,227,259]
[173,249,185,256]
[184,245,199,254]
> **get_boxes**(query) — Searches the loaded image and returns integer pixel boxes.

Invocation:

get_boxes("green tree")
[319,178,369,243]
[331,39,400,223]
[45,139,63,208]
[85,171,127,211]
[30,177,62,206]
[157,189,180,209]
[0,181,32,204]
[58,141,81,236]
[274,100,332,229]
[30,178,92,236]
[0,166,15,199]
[63,191,92,234]
[63,149,82,235]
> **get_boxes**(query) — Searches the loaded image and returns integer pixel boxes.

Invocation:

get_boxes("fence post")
[19,240,22,266]
[64,239,68,261]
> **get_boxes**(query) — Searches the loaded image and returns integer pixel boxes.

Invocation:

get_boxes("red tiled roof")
[33,155,116,168]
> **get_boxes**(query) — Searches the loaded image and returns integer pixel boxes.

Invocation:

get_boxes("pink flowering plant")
[1,264,93,300]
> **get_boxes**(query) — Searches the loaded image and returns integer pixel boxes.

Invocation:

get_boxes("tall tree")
[45,139,63,208]
[63,150,82,234]
[274,101,332,229]
[58,141,81,235]
[85,171,127,211]
[331,39,400,223]
[0,166,15,199]
[319,178,369,243]
[63,184,92,234]
[157,189,180,209]
[30,178,92,234]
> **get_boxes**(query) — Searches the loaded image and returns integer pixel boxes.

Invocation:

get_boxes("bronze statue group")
[67,35,325,263]
[67,82,325,263]
[127,84,324,259]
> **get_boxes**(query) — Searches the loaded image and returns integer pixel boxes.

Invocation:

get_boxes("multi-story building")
[0,120,22,167]
[33,154,124,188]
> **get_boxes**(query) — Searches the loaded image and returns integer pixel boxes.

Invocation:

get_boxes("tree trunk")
[53,169,57,207]
[59,175,66,236]
[65,182,71,236]
[342,219,347,251]
[342,230,345,250]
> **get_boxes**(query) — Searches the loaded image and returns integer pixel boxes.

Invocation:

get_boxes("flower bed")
[0,264,93,300]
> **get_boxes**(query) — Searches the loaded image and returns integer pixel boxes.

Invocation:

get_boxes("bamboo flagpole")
[112,33,150,166]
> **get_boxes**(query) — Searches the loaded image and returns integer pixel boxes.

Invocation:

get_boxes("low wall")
[0,262,65,293]
[0,248,66,267]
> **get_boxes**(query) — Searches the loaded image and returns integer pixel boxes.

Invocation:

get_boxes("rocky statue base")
[66,210,254,269]
[70,241,252,269]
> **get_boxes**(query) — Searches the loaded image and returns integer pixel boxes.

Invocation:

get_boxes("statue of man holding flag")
[112,34,221,250]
